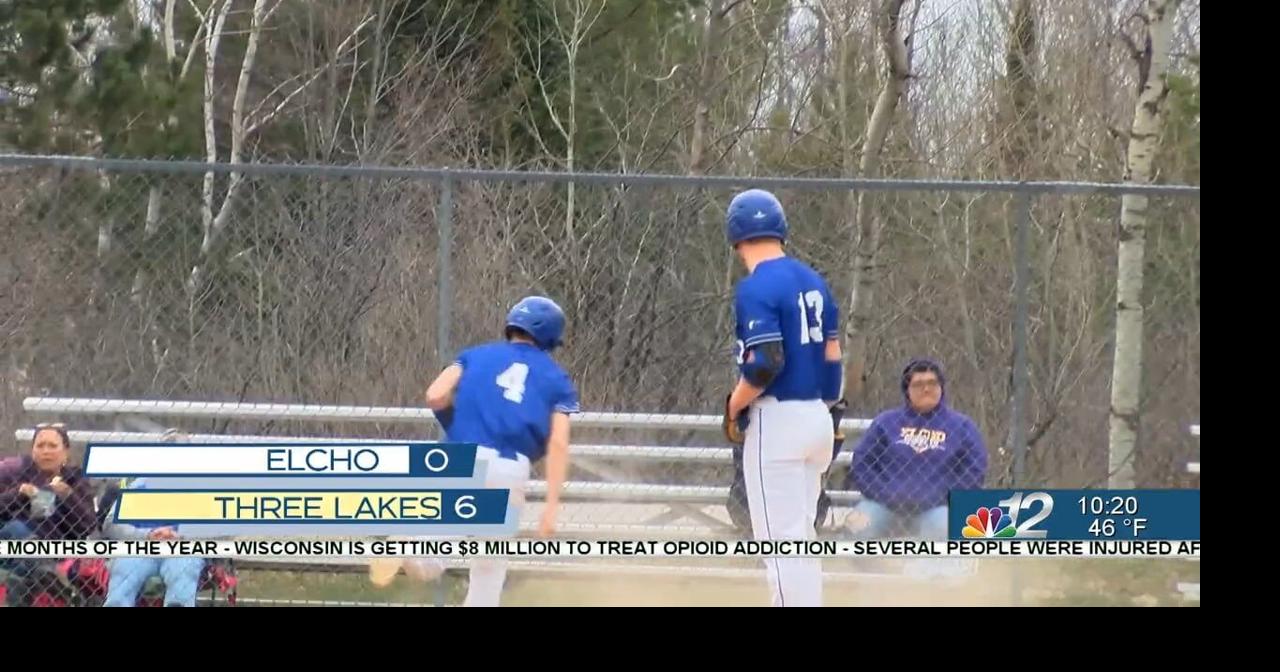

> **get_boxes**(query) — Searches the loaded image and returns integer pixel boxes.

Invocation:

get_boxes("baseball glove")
[722,395,749,445]
[829,397,848,454]
[814,398,848,532]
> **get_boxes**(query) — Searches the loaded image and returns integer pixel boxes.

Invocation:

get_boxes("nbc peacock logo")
[962,506,1017,538]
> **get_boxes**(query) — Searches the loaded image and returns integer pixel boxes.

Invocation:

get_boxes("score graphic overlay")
[0,448,1202,562]
[949,489,1200,553]
[79,442,518,537]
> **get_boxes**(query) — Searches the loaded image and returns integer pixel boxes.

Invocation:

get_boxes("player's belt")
[478,445,528,463]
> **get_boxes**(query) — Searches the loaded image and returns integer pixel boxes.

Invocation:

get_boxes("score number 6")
[997,491,1053,538]
[455,495,477,520]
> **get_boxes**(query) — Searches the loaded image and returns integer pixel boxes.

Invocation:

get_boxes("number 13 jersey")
[734,257,840,402]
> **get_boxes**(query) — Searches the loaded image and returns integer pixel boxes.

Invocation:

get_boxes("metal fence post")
[437,172,454,365]
[1012,192,1032,487]
[1009,191,1033,607]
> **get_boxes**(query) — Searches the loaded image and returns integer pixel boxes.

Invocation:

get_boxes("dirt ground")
[234,557,1199,607]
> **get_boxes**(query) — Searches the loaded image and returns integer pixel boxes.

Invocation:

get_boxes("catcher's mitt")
[722,394,749,445]
[829,398,848,454]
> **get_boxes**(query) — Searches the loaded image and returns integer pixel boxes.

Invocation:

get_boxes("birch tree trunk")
[1108,0,1181,488]
[192,0,272,294]
[193,0,233,295]
[529,0,603,321]
[133,0,187,309]
[843,0,911,403]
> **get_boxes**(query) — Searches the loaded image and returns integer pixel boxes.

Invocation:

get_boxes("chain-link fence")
[1,154,1199,606]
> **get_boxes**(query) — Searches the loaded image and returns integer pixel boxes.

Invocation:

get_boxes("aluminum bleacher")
[17,396,928,605]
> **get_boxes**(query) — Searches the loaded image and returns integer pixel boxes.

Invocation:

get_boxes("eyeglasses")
[32,423,71,449]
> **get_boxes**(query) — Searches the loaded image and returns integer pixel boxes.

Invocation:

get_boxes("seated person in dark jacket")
[0,424,96,539]
[841,359,988,540]
[0,424,97,605]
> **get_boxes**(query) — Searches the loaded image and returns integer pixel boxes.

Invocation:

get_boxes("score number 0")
[422,448,477,520]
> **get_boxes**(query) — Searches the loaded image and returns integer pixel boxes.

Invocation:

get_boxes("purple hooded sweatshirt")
[845,359,988,514]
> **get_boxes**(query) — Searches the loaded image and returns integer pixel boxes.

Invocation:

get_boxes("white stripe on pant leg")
[754,405,787,607]
[743,405,785,606]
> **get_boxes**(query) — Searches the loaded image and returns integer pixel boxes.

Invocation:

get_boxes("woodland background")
[0,0,1200,488]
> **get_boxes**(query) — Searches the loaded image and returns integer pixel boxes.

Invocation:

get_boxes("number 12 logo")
[996,491,1054,538]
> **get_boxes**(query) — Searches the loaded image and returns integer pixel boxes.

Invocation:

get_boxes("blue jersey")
[734,257,838,401]
[445,341,580,462]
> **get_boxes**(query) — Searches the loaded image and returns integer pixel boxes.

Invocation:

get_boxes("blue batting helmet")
[726,189,787,245]
[506,296,566,350]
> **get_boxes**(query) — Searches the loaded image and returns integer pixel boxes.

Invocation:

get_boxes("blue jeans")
[105,557,206,607]
[1,520,45,606]
[844,500,949,540]
[0,520,35,575]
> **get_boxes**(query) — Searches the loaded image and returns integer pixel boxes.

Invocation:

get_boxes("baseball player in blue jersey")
[371,296,578,607]
[721,189,843,608]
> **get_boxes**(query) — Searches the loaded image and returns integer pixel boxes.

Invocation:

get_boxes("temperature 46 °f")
[1088,518,1150,537]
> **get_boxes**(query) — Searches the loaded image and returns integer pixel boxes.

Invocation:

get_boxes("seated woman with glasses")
[839,359,989,540]
[0,423,97,605]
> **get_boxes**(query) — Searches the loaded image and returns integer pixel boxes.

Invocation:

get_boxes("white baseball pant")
[401,446,530,607]
[742,396,834,607]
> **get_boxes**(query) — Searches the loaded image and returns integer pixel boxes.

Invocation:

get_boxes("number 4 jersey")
[446,341,580,463]
[734,256,839,402]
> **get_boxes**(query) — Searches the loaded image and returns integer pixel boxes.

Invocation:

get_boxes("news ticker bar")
[1,538,1201,560]
[84,443,479,477]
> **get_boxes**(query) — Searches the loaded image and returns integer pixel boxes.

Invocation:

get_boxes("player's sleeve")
[735,282,782,349]
[454,347,473,369]
[553,368,580,415]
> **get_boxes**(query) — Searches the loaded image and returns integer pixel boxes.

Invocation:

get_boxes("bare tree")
[132,0,207,309]
[688,0,732,175]
[191,0,370,294]
[842,0,914,403]
[1109,0,1183,488]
